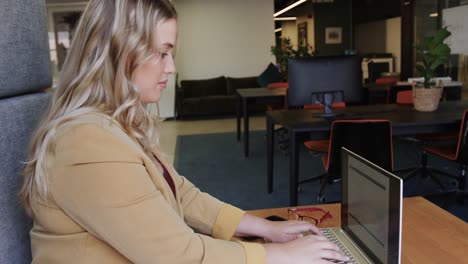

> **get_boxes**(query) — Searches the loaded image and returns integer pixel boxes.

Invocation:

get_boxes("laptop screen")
[341,147,402,264]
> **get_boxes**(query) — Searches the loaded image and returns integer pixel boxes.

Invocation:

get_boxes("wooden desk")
[267,101,468,206]
[236,88,286,157]
[248,197,468,264]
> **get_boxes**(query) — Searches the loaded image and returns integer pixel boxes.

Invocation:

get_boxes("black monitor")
[287,55,363,107]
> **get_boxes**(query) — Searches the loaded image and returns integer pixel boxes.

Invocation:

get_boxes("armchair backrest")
[326,120,393,180]
[0,0,52,263]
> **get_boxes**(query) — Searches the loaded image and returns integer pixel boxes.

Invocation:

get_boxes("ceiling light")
[275,28,283,33]
[274,0,307,17]
[429,13,438,17]
[274,17,297,21]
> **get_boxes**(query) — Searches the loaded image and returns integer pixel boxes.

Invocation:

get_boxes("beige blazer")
[30,113,265,263]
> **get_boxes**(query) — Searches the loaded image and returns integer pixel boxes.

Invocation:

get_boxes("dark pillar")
[400,0,414,80]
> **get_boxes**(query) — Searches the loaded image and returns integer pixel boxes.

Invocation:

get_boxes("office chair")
[367,61,390,83]
[394,90,458,190]
[266,82,288,111]
[422,109,468,204]
[375,77,400,104]
[300,120,394,203]
[278,90,346,155]
[303,90,346,154]
[396,90,413,105]
[0,0,52,263]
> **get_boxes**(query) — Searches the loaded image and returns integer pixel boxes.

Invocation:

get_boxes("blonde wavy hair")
[20,0,177,216]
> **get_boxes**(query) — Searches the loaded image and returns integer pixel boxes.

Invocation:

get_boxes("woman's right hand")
[263,235,349,264]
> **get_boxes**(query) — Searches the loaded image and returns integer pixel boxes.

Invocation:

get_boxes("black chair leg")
[459,165,466,190]
[298,173,326,193]
[395,150,429,181]
[317,178,328,204]
[426,170,448,191]
[298,173,325,185]
[399,168,420,182]
[397,151,454,192]
[424,165,468,207]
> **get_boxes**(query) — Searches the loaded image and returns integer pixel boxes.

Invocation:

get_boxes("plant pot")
[412,86,443,112]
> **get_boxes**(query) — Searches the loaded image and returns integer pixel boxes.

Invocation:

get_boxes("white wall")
[355,17,401,73]
[281,21,298,47]
[173,0,275,81]
[159,0,275,118]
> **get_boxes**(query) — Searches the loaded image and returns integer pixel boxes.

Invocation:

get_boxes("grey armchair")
[0,0,52,263]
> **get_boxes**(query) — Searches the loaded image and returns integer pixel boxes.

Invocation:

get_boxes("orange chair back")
[396,90,413,105]
[267,82,288,89]
[452,110,468,163]
[304,102,346,110]
[375,77,399,85]
[266,83,288,110]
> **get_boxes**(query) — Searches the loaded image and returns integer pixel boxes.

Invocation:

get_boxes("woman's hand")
[264,236,350,264]
[236,214,348,263]
[235,213,322,243]
[263,219,322,243]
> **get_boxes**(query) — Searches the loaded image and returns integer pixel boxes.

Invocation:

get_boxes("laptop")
[321,147,403,264]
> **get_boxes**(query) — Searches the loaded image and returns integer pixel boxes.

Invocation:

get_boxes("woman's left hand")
[235,214,323,243]
[264,220,323,243]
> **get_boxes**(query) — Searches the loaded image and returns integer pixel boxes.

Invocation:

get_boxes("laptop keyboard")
[321,228,358,264]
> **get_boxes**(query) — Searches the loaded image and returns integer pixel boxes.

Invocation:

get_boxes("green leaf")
[431,44,451,58]
[415,64,426,75]
[428,27,451,49]
[413,27,452,86]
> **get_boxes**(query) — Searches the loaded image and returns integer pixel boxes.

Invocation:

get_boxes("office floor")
[159,116,266,164]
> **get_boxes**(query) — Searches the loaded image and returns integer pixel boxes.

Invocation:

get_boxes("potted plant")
[413,27,451,112]
[271,37,314,80]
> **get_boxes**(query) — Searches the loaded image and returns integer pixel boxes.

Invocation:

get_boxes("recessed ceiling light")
[429,13,439,17]
[274,17,297,21]
[274,0,307,17]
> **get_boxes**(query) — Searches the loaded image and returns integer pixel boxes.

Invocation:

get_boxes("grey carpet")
[174,131,467,221]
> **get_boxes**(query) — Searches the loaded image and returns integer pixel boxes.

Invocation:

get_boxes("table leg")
[243,98,249,158]
[236,94,241,141]
[267,116,275,193]
[289,130,300,206]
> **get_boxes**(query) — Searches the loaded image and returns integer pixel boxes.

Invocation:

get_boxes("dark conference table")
[236,88,286,157]
[266,101,468,206]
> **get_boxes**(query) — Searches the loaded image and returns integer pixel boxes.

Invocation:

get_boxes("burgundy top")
[153,155,176,198]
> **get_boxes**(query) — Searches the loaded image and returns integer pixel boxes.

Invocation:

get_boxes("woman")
[20,0,348,263]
